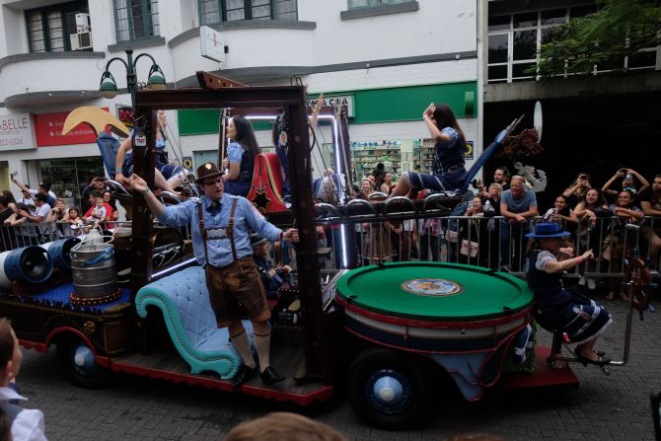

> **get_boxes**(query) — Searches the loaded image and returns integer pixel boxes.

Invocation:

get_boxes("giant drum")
[335,261,534,401]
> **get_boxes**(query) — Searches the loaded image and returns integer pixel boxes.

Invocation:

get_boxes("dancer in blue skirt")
[526,223,612,366]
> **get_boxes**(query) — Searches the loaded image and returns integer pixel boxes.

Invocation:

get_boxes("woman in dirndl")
[388,103,466,198]
[526,223,612,366]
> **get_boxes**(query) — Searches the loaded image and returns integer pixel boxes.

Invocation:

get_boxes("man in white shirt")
[16,194,50,224]
[11,177,57,208]
[0,318,48,441]
[15,188,36,214]
[15,194,51,242]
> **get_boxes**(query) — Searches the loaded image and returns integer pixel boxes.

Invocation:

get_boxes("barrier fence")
[318,215,661,280]
[0,221,192,250]
[1,215,659,281]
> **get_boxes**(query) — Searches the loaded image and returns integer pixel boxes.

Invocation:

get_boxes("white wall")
[0,0,481,186]
[1,0,477,99]
[306,59,478,94]
[0,6,27,57]
[301,0,476,66]
[88,0,115,52]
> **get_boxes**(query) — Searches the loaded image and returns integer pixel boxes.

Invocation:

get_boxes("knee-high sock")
[231,329,256,369]
[253,332,271,373]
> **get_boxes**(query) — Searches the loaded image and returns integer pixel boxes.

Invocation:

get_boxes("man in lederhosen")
[129,162,299,387]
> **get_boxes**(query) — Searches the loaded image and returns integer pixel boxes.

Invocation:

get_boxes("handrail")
[150,257,198,282]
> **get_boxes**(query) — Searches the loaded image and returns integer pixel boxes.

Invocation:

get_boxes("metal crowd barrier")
[317,215,661,281]
[0,220,192,252]
[1,215,658,283]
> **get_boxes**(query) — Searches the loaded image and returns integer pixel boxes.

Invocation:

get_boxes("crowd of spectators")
[1,157,659,301]
[309,162,660,301]
[0,175,125,249]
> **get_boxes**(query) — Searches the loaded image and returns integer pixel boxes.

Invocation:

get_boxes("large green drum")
[335,262,535,401]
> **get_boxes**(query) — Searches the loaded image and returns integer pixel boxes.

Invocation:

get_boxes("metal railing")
[316,215,661,280]
[0,220,192,251]
[1,214,658,283]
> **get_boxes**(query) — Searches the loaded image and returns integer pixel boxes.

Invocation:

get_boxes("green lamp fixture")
[99,71,119,99]
[147,64,167,91]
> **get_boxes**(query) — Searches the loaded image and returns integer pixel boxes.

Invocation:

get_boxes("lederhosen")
[197,198,271,327]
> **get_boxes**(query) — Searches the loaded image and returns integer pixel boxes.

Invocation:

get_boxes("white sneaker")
[578,276,586,286]
[587,278,596,290]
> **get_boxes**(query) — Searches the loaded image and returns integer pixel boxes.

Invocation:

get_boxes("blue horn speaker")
[0,246,53,289]
[40,238,81,271]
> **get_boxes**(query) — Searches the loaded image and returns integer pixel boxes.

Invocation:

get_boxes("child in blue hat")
[526,223,612,366]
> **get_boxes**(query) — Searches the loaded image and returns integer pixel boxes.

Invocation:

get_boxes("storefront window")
[38,158,105,211]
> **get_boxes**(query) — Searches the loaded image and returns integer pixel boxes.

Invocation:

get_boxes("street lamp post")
[99,48,166,113]
[98,49,167,323]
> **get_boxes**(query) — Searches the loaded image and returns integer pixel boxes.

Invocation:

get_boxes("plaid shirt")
[419,218,441,237]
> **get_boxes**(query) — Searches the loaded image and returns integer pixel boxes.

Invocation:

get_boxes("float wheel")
[56,335,111,389]
[347,348,431,429]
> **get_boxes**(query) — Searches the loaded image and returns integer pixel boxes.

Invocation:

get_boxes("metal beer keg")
[71,229,116,299]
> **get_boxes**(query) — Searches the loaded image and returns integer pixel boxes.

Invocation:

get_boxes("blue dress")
[224,142,255,197]
[527,250,612,344]
[408,127,466,192]
[121,130,184,180]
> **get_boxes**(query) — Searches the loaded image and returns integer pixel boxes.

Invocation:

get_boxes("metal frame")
[26,0,88,53]
[130,84,332,381]
[487,4,659,83]
[199,0,298,25]
[114,0,159,42]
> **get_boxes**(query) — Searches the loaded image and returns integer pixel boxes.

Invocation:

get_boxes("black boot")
[260,366,285,385]
[231,365,257,387]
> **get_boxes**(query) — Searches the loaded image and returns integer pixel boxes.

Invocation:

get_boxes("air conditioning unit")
[70,31,93,51]
[75,13,91,33]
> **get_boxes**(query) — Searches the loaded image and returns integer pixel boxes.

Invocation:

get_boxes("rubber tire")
[56,336,112,389]
[347,348,431,429]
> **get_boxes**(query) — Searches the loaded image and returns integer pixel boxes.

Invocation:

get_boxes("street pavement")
[15,296,661,441]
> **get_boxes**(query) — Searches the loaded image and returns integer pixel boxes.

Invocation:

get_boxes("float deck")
[100,345,334,406]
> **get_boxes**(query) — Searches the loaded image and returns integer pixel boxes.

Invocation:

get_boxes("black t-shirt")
[492,181,509,192]
[638,187,661,210]
[0,207,12,224]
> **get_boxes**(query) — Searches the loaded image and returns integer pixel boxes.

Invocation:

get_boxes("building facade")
[0,0,481,206]
[482,0,661,207]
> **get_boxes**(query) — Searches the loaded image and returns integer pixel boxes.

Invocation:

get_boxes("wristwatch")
[141,187,151,195]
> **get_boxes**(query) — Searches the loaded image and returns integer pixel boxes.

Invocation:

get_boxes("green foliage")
[530,0,661,77]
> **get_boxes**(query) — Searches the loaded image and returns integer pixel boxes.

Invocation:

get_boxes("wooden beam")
[196,71,247,89]
[136,88,304,110]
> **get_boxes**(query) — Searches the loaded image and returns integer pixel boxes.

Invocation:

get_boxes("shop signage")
[0,113,34,151]
[464,141,474,160]
[117,105,134,128]
[34,108,109,147]
[307,95,355,118]
[182,156,194,171]
[200,26,225,63]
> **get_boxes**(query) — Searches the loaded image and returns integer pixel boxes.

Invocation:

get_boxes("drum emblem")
[401,278,463,297]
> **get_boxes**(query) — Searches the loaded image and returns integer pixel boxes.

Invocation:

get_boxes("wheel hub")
[73,345,95,369]
[366,369,411,414]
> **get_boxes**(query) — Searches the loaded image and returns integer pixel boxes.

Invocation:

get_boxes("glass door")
[38,158,105,210]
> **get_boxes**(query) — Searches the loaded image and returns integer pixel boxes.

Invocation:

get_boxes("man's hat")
[250,233,267,248]
[525,222,571,238]
[195,162,223,184]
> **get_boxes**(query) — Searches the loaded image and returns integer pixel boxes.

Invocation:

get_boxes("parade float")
[0,73,648,428]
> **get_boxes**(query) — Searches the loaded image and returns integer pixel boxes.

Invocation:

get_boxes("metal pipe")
[608,280,635,367]
[609,225,641,367]
[150,257,197,282]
